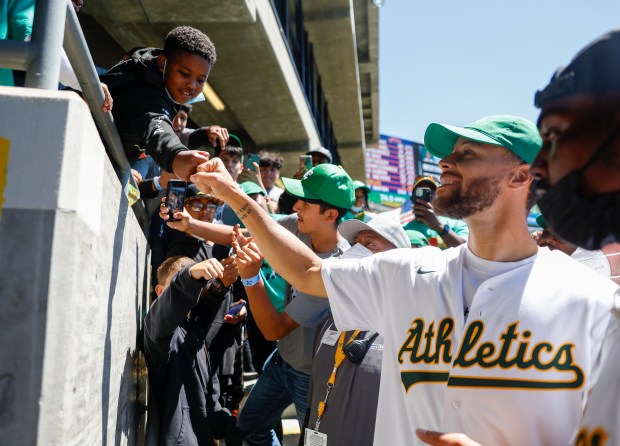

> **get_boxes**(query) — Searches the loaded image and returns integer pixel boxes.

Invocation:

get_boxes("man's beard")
[433,176,502,219]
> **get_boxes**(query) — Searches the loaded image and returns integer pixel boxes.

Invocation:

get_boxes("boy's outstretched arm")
[233,234,300,340]
[142,112,210,180]
[144,259,224,342]
[190,159,327,298]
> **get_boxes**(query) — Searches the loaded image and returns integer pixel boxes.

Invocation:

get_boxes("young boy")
[100,26,228,180]
[143,255,238,444]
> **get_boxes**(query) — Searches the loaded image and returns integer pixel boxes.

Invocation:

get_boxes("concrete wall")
[0,87,148,446]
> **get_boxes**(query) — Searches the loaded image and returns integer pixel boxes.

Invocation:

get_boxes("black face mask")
[534,126,620,250]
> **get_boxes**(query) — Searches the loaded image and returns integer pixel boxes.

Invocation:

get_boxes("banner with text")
[365,134,440,208]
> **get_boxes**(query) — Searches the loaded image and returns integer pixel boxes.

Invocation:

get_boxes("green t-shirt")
[259,260,286,313]
[403,216,469,249]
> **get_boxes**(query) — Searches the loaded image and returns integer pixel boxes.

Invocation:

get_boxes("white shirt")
[576,290,620,445]
[322,245,617,446]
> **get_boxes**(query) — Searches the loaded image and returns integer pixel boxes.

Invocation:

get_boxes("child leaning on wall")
[100,26,228,181]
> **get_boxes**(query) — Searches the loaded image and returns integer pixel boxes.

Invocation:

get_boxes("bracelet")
[153,176,163,191]
[439,223,450,236]
[241,273,261,287]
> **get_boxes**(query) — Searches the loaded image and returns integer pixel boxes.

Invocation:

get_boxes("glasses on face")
[188,202,218,212]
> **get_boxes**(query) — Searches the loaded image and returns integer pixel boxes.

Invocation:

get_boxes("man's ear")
[324,208,339,223]
[155,284,164,297]
[157,54,167,73]
[509,163,533,190]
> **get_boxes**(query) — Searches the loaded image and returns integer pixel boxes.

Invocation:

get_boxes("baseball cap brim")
[281,177,320,201]
[239,181,266,196]
[338,218,410,249]
[412,175,439,189]
[338,219,375,244]
[352,180,371,193]
[424,123,504,160]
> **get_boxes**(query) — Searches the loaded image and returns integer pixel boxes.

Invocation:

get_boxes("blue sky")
[378,1,620,143]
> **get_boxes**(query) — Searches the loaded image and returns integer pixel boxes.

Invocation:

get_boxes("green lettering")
[454,321,484,368]
[398,319,424,364]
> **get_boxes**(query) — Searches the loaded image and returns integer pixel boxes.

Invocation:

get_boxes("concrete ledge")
[0,87,147,446]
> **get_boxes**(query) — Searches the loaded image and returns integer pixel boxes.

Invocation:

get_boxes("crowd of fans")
[4,10,620,446]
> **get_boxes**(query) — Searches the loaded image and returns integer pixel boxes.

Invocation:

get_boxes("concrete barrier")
[0,87,148,446]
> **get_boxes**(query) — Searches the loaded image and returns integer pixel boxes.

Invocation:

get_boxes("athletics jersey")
[575,292,620,446]
[322,245,617,446]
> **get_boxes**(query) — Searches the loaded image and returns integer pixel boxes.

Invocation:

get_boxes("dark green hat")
[239,181,266,196]
[228,134,242,148]
[536,214,547,229]
[424,115,542,164]
[281,164,354,210]
[352,180,371,194]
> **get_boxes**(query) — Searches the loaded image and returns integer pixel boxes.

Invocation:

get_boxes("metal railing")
[271,0,339,164]
[0,0,149,231]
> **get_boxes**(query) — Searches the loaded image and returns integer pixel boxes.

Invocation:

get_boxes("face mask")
[571,247,612,278]
[342,243,373,259]
[535,125,620,250]
[536,173,620,250]
[185,91,205,105]
[351,205,364,213]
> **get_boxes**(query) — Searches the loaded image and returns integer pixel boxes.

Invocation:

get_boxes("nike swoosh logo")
[416,267,437,275]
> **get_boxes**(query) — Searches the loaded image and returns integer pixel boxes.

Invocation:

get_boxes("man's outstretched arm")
[191,158,327,298]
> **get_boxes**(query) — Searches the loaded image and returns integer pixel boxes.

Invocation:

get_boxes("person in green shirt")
[403,175,469,248]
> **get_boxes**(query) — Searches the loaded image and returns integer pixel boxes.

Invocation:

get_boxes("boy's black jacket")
[143,266,237,444]
[100,48,187,173]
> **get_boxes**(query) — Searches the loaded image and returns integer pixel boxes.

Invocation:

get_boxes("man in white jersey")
[189,115,616,446]
[417,29,620,446]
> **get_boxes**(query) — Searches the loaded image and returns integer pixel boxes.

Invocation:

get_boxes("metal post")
[63,3,149,230]
[25,0,67,89]
[0,40,32,71]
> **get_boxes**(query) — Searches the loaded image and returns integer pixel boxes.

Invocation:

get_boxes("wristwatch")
[210,278,229,294]
[438,223,450,236]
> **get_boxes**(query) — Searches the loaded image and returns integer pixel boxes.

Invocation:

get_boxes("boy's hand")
[190,158,238,198]
[224,300,247,325]
[237,163,266,191]
[220,255,239,288]
[231,224,251,250]
[415,429,481,446]
[159,197,192,232]
[206,125,229,149]
[158,170,177,189]
[190,258,224,281]
[101,83,113,112]
[233,237,264,279]
[412,199,442,232]
[131,169,143,185]
[172,150,211,181]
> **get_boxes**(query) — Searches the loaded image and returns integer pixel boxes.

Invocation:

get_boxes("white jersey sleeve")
[321,246,444,333]
[576,292,620,446]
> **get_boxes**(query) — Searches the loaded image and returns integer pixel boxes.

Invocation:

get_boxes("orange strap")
[315,330,360,429]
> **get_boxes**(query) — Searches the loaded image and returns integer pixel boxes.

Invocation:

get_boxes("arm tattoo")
[239,208,254,221]
[236,202,254,221]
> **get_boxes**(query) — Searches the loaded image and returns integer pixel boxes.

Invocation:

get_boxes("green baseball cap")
[281,164,355,210]
[406,229,430,247]
[424,115,542,164]
[239,181,266,196]
[352,180,371,194]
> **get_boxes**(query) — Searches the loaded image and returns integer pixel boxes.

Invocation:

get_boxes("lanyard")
[315,330,360,430]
